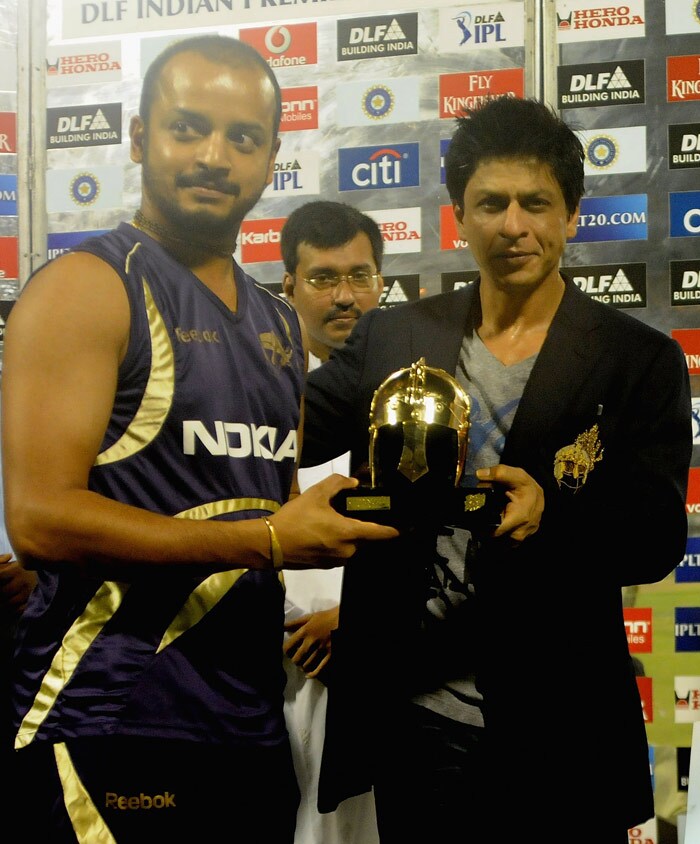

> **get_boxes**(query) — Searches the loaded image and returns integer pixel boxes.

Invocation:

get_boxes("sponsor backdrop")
[2,0,700,840]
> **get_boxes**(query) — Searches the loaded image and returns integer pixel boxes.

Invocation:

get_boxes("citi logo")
[338,143,419,191]
[182,421,297,462]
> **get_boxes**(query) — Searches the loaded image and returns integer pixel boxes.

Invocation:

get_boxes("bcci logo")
[362,85,394,120]
[70,173,100,206]
[585,135,619,170]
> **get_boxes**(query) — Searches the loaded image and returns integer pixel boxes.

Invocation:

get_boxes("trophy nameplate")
[332,359,506,534]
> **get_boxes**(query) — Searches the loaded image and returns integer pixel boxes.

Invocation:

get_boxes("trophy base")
[332,479,506,534]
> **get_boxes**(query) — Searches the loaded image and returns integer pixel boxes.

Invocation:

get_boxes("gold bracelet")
[262,517,284,571]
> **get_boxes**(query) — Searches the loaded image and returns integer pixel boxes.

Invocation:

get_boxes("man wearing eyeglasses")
[280,200,384,844]
[282,201,384,369]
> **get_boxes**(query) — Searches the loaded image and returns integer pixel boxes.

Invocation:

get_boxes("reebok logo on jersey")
[105,791,176,810]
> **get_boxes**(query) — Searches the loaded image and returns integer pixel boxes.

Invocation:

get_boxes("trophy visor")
[368,358,470,488]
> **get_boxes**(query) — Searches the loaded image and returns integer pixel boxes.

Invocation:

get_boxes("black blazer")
[303,278,692,828]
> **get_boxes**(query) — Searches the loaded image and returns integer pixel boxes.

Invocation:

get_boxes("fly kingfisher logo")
[337,14,418,61]
[563,262,646,308]
[672,328,700,375]
[238,23,317,68]
[558,60,645,108]
[338,143,419,192]
[667,54,700,102]
[439,68,525,118]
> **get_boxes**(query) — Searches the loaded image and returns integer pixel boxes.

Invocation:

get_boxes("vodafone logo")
[239,23,317,67]
[265,27,292,54]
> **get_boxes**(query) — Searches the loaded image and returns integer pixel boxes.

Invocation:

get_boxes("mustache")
[324,306,362,323]
[176,174,239,195]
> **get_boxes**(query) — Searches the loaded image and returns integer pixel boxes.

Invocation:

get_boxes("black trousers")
[372,702,488,843]
[14,736,300,843]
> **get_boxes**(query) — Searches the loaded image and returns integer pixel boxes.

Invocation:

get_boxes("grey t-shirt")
[412,328,536,724]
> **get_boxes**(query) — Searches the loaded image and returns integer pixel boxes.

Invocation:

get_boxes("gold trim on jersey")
[95,277,174,466]
[55,742,117,843]
[158,498,283,651]
[15,581,130,749]
[15,500,285,748]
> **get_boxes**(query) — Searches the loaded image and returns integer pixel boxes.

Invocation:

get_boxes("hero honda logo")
[338,143,419,191]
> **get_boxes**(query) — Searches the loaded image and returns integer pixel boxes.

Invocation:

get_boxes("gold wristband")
[262,517,284,571]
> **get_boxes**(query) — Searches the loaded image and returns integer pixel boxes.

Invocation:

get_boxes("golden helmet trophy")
[333,358,505,533]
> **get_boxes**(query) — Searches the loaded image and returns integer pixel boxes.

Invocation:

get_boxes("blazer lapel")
[501,280,606,463]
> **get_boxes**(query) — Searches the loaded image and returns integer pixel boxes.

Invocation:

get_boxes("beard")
[140,161,268,244]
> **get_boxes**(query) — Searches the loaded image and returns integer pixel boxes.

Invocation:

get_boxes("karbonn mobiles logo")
[668,123,700,168]
[182,421,297,462]
[337,14,417,61]
[280,87,318,131]
[338,143,419,191]
[558,60,644,107]
[566,262,645,307]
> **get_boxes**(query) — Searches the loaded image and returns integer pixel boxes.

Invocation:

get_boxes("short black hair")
[139,34,282,137]
[445,96,585,216]
[281,201,384,274]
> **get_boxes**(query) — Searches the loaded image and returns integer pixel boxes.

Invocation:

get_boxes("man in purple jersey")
[2,35,397,843]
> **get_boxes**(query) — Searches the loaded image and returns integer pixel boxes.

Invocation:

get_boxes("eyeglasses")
[301,271,380,292]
